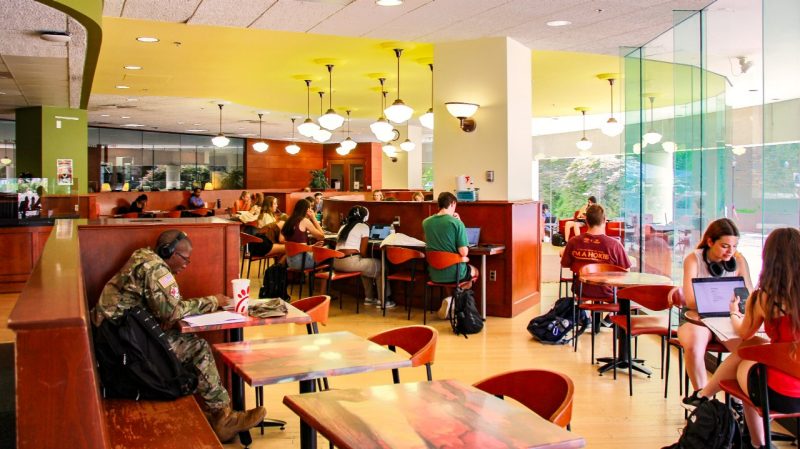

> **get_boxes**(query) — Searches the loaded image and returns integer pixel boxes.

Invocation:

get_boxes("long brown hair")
[697,218,739,249]
[257,196,278,223]
[281,199,310,239]
[749,228,800,338]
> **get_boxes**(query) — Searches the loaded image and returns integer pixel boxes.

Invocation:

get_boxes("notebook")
[465,227,481,247]
[692,276,746,318]
[369,224,393,241]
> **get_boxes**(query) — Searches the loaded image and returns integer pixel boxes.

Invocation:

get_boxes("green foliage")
[309,169,329,189]
[221,168,244,190]
[539,155,624,220]
[421,163,434,191]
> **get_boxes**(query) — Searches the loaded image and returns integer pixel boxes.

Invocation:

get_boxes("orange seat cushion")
[314,270,362,281]
[610,315,669,336]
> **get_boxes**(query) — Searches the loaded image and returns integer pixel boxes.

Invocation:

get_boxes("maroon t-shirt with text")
[560,233,631,298]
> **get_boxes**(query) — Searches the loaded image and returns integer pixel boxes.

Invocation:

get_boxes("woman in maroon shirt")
[280,199,324,270]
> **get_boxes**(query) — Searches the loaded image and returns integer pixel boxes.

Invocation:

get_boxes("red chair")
[284,242,329,300]
[189,207,212,216]
[473,369,575,430]
[121,212,139,218]
[312,246,363,312]
[240,232,270,278]
[719,341,800,449]
[367,325,438,383]
[166,210,182,218]
[423,251,477,325]
[385,246,426,319]
[606,221,625,242]
[612,285,675,396]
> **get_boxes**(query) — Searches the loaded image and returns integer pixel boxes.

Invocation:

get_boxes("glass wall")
[539,155,624,222]
[0,120,15,180]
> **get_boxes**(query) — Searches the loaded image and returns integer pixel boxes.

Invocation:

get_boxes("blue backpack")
[527,297,588,345]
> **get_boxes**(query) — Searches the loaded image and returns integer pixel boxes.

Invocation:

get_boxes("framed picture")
[57,159,73,186]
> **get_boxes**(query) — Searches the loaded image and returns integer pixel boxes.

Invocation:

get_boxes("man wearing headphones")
[91,230,265,442]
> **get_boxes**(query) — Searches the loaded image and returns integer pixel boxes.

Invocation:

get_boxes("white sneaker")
[364,298,377,305]
[437,296,452,320]
[377,300,397,309]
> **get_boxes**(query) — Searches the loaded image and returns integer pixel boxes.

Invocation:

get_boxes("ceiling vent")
[40,31,72,43]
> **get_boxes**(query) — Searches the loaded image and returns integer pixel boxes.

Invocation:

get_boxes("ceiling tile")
[188,0,278,27]
[122,0,203,23]
[249,0,344,32]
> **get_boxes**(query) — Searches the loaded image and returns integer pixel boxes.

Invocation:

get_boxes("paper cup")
[231,278,250,314]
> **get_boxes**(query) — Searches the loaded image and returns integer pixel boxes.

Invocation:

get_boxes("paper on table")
[380,233,426,248]
[183,311,247,327]
[702,317,766,342]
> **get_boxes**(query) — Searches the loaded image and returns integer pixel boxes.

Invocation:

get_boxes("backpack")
[551,232,566,247]
[449,287,484,338]
[259,262,290,301]
[662,398,739,449]
[527,297,589,344]
[93,306,198,400]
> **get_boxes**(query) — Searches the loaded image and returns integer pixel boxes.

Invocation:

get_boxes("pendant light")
[297,80,320,137]
[642,96,662,145]
[285,118,301,155]
[382,143,398,157]
[339,110,356,152]
[312,92,332,143]
[211,104,230,148]
[400,124,415,152]
[598,75,623,137]
[318,64,345,130]
[252,113,268,153]
[0,141,11,166]
[575,107,592,154]
[384,48,414,124]
[370,78,394,139]
[419,63,434,130]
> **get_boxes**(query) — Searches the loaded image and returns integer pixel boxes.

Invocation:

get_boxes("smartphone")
[734,287,749,314]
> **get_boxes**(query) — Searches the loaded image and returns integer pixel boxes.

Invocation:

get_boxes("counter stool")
[384,246,426,319]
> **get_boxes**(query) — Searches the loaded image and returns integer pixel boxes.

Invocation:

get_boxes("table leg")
[229,328,253,447]
[381,249,386,316]
[481,254,487,319]
[596,295,652,377]
[298,379,317,449]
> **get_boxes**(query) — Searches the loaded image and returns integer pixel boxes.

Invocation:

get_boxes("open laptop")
[369,224,393,241]
[692,276,746,318]
[465,227,481,247]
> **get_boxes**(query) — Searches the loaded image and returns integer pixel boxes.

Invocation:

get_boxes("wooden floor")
[1,277,793,448]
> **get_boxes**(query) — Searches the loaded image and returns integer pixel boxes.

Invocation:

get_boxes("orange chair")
[385,246,426,319]
[284,242,329,300]
[312,246,363,312]
[166,210,182,218]
[367,325,438,383]
[606,221,625,242]
[189,207,211,217]
[719,341,800,449]
[473,369,575,430]
[423,251,477,325]
[121,212,139,218]
[240,232,269,278]
[612,285,675,396]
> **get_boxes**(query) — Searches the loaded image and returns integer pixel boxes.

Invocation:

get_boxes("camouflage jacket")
[91,248,218,328]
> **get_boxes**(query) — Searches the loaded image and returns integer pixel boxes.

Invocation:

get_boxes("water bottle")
[216,198,221,209]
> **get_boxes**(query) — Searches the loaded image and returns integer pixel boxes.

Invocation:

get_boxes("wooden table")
[283,379,586,449]
[578,272,672,376]
[213,331,411,449]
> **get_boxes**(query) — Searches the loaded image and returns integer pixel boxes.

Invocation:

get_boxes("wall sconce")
[445,102,479,132]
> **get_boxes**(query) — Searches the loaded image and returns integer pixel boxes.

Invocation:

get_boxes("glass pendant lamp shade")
[253,113,268,152]
[661,141,677,153]
[643,96,662,144]
[312,128,332,143]
[400,138,415,152]
[731,145,747,156]
[298,118,319,137]
[632,142,642,154]
[385,99,414,124]
[340,137,357,151]
[601,117,624,137]
[335,146,350,156]
[370,118,393,137]
[0,158,10,165]
[319,109,345,130]
[419,108,434,130]
[211,103,229,148]
[285,143,301,155]
[375,130,395,143]
[574,107,591,154]
[576,137,593,151]
[382,144,397,157]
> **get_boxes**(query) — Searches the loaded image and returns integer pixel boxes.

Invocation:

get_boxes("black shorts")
[747,364,800,413]
[575,218,586,224]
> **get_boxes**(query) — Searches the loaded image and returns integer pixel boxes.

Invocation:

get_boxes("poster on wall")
[57,159,73,185]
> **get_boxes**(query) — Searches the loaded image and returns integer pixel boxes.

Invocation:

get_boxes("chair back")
[285,241,313,258]
[386,246,425,265]
[607,221,624,241]
[669,287,687,309]
[291,295,330,326]
[616,285,674,312]
[367,325,438,368]
[473,369,574,429]
[578,263,627,276]
[311,246,344,264]
[190,207,211,216]
[425,251,463,270]
[121,212,139,218]
[738,341,800,380]
[166,210,182,218]
[240,232,262,246]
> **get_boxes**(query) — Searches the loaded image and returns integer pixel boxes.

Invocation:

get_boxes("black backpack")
[93,306,198,400]
[259,262,290,301]
[449,287,484,338]
[662,398,739,449]
[551,232,567,247]
[527,297,589,344]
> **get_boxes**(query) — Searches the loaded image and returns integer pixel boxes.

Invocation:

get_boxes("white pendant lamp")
[384,48,414,124]
[318,64,345,130]
[371,78,394,138]
[731,145,747,156]
[312,92,332,142]
[339,110,357,151]
[382,144,397,157]
[336,146,349,156]
[297,80,321,137]
[662,141,677,153]
[642,96,662,145]
[400,139,415,152]
[419,63,434,130]
[597,75,623,137]
[211,104,230,148]
[252,113,268,153]
[575,107,592,154]
[286,118,301,155]
[0,142,11,165]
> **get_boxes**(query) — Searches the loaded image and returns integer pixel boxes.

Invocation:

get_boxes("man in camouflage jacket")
[91,230,265,442]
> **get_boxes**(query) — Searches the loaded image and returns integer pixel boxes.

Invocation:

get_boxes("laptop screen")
[465,227,481,247]
[369,224,392,240]
[692,277,745,315]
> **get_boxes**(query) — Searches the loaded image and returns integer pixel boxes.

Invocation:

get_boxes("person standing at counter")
[423,192,479,319]
[281,199,325,270]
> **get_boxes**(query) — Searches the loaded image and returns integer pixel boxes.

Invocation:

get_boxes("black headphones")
[703,247,737,277]
[157,232,187,260]
[349,206,369,223]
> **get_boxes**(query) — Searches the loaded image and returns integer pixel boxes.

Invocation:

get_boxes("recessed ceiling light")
[192,123,202,126]
[186,129,208,132]
[123,124,146,127]
[546,20,572,27]
[376,0,403,5]
[124,65,142,70]
[0,92,6,95]
[136,36,159,43]
[115,85,130,89]
[100,114,110,117]
[40,31,71,43]
[126,98,138,102]
[121,116,131,119]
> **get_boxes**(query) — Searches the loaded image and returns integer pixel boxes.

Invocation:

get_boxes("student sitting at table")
[256,196,279,229]
[234,192,263,225]
[412,191,425,202]
[333,206,392,308]
[680,218,753,408]
[372,190,385,201]
[281,199,325,270]
[563,195,596,241]
[232,191,250,214]
[127,194,148,215]
[686,228,800,449]
[253,213,288,263]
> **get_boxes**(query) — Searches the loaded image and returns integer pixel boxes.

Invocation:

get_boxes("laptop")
[465,227,481,247]
[369,224,393,241]
[692,276,746,318]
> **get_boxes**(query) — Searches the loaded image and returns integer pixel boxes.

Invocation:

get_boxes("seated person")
[679,218,753,407]
[372,190,385,201]
[188,187,206,209]
[280,199,325,270]
[563,195,596,241]
[253,213,288,263]
[333,206,392,308]
[232,191,250,214]
[128,194,148,215]
[689,228,800,449]
[256,196,279,229]
[90,230,265,442]
[411,191,425,202]
[234,192,263,224]
[313,192,324,213]
[422,192,479,319]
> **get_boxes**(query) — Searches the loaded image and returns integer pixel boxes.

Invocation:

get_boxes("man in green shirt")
[422,192,479,319]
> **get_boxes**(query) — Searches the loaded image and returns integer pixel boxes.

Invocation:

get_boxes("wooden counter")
[0,224,52,292]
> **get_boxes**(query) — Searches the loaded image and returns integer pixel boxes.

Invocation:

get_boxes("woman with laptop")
[682,228,800,449]
[679,218,754,407]
[333,206,392,308]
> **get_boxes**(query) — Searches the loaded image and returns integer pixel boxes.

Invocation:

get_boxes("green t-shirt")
[422,214,468,283]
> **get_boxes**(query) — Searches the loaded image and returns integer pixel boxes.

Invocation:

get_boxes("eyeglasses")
[175,252,191,264]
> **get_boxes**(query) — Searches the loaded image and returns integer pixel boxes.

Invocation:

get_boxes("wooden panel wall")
[322,142,382,191]
[244,139,323,189]
[93,190,244,216]
[0,225,52,292]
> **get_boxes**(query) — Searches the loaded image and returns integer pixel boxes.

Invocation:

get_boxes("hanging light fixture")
[340,110,356,151]
[252,113,268,153]
[575,107,592,154]
[731,145,747,156]
[318,64,345,130]
[632,142,642,154]
[370,78,394,139]
[419,63,434,130]
[382,143,398,157]
[297,80,321,137]
[384,48,414,124]
[285,118,301,155]
[597,74,623,137]
[312,92,332,143]
[211,104,230,148]
[642,96,662,145]
[0,141,11,165]
[336,146,349,156]
[400,123,415,151]
[662,141,677,153]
